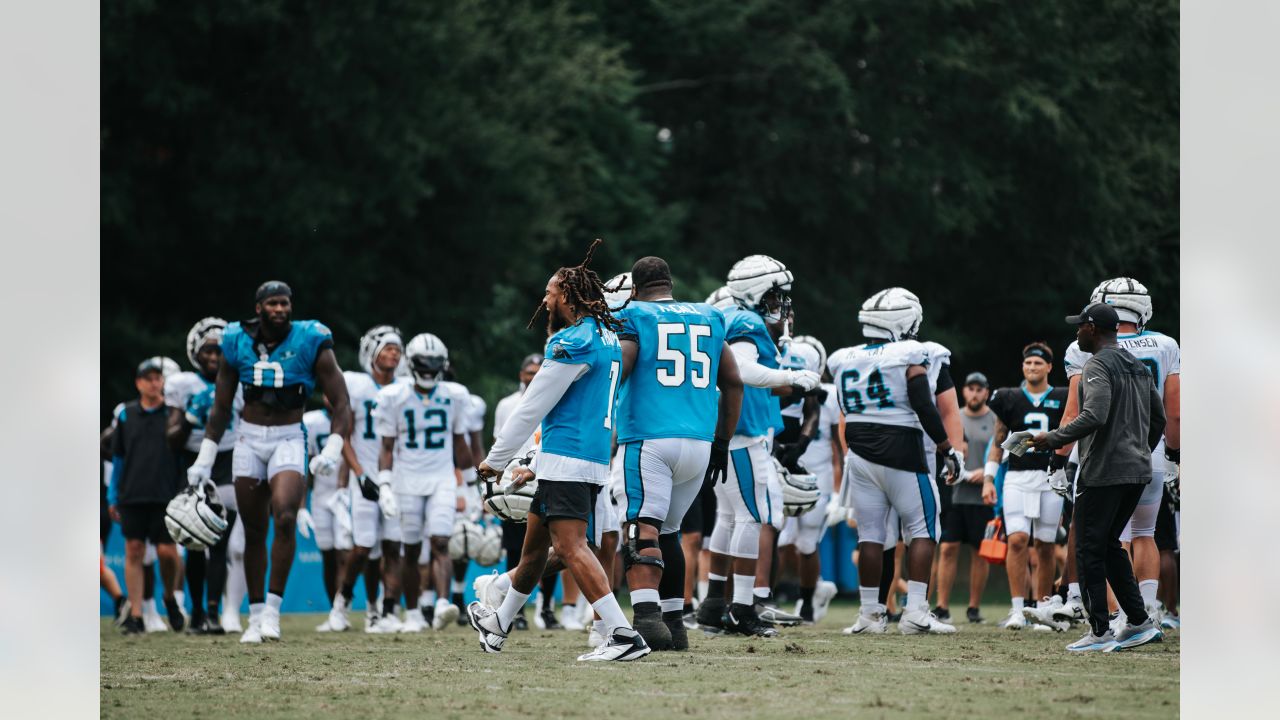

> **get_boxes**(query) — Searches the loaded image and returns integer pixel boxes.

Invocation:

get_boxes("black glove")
[1164,446,1180,464]
[356,473,381,502]
[780,435,812,473]
[1049,454,1068,471]
[704,438,730,486]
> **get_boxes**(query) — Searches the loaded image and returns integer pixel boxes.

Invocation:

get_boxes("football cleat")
[1000,609,1028,630]
[1022,597,1070,632]
[1160,614,1180,630]
[164,596,187,633]
[682,610,699,630]
[967,607,984,624]
[1106,618,1164,652]
[119,616,145,636]
[143,606,168,634]
[725,603,779,638]
[1109,611,1126,638]
[576,626,652,662]
[203,615,225,635]
[664,612,689,651]
[562,612,586,632]
[260,608,281,641]
[513,613,529,631]
[220,608,243,634]
[432,600,460,631]
[843,610,888,635]
[1066,629,1118,653]
[240,620,263,644]
[695,596,727,631]
[113,597,132,627]
[472,570,507,609]
[400,608,427,633]
[632,606,673,651]
[932,607,951,623]
[466,601,509,653]
[535,607,562,630]
[322,597,350,632]
[1052,597,1086,625]
[899,607,957,635]
[755,601,804,627]
[812,580,838,622]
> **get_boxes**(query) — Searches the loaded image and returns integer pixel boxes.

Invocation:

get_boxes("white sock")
[451,579,465,595]
[697,580,710,600]
[144,598,158,616]
[660,598,684,613]
[249,602,265,623]
[859,586,880,613]
[174,590,186,609]
[592,619,604,636]
[1068,583,1081,601]
[1012,596,1025,612]
[225,555,247,616]
[753,586,771,600]
[1139,580,1159,607]
[332,593,347,611]
[497,589,531,631]
[266,593,283,614]
[495,572,513,595]
[630,588,660,606]
[906,581,927,612]
[591,593,631,634]
[732,575,755,605]
[422,590,437,607]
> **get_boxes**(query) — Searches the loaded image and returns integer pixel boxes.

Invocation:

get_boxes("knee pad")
[622,522,665,572]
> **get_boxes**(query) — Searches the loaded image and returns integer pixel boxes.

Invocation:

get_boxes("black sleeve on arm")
[935,363,954,394]
[907,373,949,445]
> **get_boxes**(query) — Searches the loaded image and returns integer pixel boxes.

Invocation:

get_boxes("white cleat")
[563,609,586,631]
[143,603,168,633]
[812,581,838,622]
[466,601,509,653]
[1052,596,1086,625]
[587,626,605,648]
[1022,597,1070,632]
[472,571,507,609]
[322,598,351,632]
[899,607,958,635]
[240,619,263,644]
[220,609,243,634]
[368,613,404,634]
[576,626,651,662]
[260,608,281,641]
[843,610,888,635]
[400,608,428,633]
[433,600,460,631]
[1000,609,1028,630]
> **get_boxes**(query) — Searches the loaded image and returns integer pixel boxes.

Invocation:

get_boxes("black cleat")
[933,606,951,622]
[120,616,145,635]
[185,611,208,635]
[632,603,672,651]
[513,613,529,631]
[113,597,131,627]
[538,608,563,630]
[164,597,186,632]
[422,605,435,627]
[696,596,727,631]
[799,602,815,625]
[887,610,903,623]
[967,607,984,624]
[663,610,689,651]
[204,615,226,635]
[725,603,779,638]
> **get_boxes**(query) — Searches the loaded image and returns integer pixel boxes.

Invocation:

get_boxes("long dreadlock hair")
[527,238,625,337]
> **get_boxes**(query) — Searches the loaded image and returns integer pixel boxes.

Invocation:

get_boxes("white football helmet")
[483,454,538,523]
[775,459,820,517]
[164,484,229,551]
[474,525,503,567]
[1090,277,1152,328]
[449,518,486,561]
[727,255,793,322]
[787,335,827,374]
[705,285,736,310]
[185,317,227,368]
[405,333,448,388]
[358,325,404,374]
[858,287,923,341]
[604,272,634,311]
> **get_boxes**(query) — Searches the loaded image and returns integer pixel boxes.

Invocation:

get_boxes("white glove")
[186,438,218,486]
[1163,463,1180,499]
[309,435,344,477]
[327,490,353,537]
[941,448,964,485]
[1048,469,1071,498]
[823,495,845,528]
[377,470,399,519]
[786,369,821,392]
[296,508,314,539]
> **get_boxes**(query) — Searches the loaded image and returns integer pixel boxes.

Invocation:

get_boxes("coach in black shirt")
[109,358,185,634]
[1029,303,1166,652]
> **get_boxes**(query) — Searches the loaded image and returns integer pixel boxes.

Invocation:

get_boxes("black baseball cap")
[136,357,166,378]
[1065,302,1119,329]
[964,372,989,388]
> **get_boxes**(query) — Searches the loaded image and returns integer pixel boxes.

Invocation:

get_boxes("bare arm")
[379,436,395,472]
[935,387,965,455]
[315,348,351,438]
[620,338,638,381]
[1162,374,1180,450]
[203,357,239,444]
[166,407,191,452]
[714,344,743,443]
[1053,375,1082,458]
[453,433,473,470]
[468,430,487,467]
[986,415,1009,465]
[829,424,843,493]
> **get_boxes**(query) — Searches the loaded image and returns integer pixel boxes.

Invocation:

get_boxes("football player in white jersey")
[303,401,355,631]
[775,336,842,624]
[829,288,958,635]
[375,333,473,632]
[1050,278,1180,629]
[445,375,489,623]
[165,318,245,634]
[327,325,408,633]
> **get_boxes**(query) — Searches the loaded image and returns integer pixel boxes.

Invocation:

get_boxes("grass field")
[101,603,1178,719]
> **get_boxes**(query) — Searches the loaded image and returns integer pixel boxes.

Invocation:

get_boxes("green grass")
[101,603,1178,719]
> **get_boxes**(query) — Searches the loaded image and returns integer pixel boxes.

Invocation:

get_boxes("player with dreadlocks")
[469,239,651,662]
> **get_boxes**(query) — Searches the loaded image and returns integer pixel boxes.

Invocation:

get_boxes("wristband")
[378,469,394,487]
[319,434,344,462]
[1049,453,1067,471]
[194,438,219,468]
[983,461,999,480]
[1164,447,1180,464]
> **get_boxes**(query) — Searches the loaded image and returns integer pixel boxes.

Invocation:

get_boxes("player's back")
[1065,331,1180,393]
[723,306,782,439]
[828,339,932,473]
[616,300,726,444]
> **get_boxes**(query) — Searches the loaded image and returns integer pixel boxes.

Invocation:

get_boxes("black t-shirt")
[110,400,181,505]
[988,385,1069,471]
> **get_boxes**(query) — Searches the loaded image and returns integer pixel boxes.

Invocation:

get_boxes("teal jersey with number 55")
[615,300,726,444]
[541,317,622,465]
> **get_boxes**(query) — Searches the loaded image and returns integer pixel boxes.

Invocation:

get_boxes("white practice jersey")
[302,409,336,492]
[920,340,952,455]
[780,382,841,476]
[1064,331,1180,394]
[345,370,411,474]
[493,388,539,460]
[466,393,487,434]
[164,371,243,452]
[374,380,468,484]
[828,339,932,430]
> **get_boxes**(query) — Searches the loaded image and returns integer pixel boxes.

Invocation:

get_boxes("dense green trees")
[102,0,1177,420]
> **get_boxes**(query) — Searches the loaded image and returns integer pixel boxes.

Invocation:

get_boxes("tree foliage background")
[102,0,1178,423]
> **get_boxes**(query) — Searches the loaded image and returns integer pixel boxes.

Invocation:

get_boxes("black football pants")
[1074,483,1149,636]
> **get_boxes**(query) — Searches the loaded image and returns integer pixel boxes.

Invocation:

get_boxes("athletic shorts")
[620,437,711,534]
[941,504,991,549]
[1120,475,1163,542]
[681,492,704,534]
[843,450,939,545]
[592,481,619,547]
[352,481,402,552]
[1001,481,1063,544]
[777,490,832,555]
[119,503,173,544]
[531,480,600,524]
[310,484,353,552]
[232,421,306,482]
[1154,487,1178,551]
[397,479,457,545]
[714,441,775,527]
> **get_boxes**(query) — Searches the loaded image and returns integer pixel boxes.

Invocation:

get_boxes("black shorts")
[941,504,991,549]
[182,448,234,485]
[118,503,174,544]
[530,480,599,523]
[1154,488,1178,551]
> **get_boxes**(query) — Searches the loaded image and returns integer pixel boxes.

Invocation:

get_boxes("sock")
[707,574,726,603]
[732,575,755,606]
[906,581,927,612]
[859,586,881,614]
[144,598,158,617]
[660,598,684,613]
[630,588,660,607]
[383,598,396,616]
[265,593,283,614]
[422,590,437,607]
[753,587,771,601]
[174,590,186,610]
[1012,596,1025,612]
[497,589,531,630]
[249,602,265,623]
[332,593,347,611]
[800,586,815,608]
[591,593,631,634]
[1068,583,1081,601]
[451,579,464,595]
[697,580,709,600]
[592,619,603,636]
[495,572,513,595]
[1139,580,1159,607]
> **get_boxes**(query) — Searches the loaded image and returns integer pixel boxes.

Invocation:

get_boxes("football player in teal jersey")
[188,281,352,643]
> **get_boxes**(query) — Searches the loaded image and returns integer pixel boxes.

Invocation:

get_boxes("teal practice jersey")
[222,319,334,395]
[724,307,784,438]
[541,317,623,465]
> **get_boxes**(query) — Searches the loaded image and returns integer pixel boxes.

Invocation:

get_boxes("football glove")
[779,436,812,474]
[1164,462,1180,503]
[355,473,381,502]
[704,438,730,486]
[939,447,964,486]
[1048,469,1071,498]
[377,471,399,519]
[823,494,845,528]
[327,490,353,537]
[296,508,314,539]
[785,369,821,393]
[186,438,218,486]
[308,435,344,477]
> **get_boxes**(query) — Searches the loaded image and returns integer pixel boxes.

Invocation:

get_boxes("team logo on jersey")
[280,350,296,360]
[1043,399,1062,409]
[550,342,570,360]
